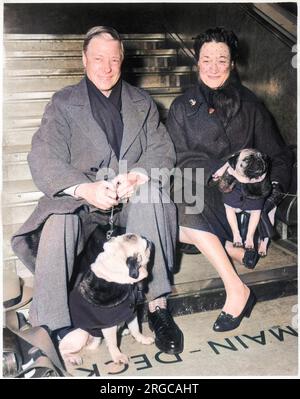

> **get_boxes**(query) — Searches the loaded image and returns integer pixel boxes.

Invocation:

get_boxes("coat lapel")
[119,81,149,159]
[67,78,113,154]
[67,79,149,167]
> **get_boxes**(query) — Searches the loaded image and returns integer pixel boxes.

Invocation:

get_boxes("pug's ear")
[227,152,240,169]
[126,254,140,279]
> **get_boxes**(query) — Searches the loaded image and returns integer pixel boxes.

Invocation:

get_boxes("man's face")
[82,33,123,97]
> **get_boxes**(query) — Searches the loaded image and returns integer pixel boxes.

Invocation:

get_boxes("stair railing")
[161,23,197,67]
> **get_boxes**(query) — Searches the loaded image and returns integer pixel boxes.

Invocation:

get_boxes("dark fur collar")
[78,269,133,308]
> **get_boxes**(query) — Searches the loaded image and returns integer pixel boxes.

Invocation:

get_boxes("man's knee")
[42,213,81,238]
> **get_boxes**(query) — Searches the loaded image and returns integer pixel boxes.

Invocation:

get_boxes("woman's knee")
[180,226,208,245]
[180,226,222,249]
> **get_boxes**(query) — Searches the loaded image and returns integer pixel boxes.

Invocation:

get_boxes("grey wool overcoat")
[11,78,176,272]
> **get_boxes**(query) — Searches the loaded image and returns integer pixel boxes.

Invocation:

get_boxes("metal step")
[4,33,171,52]
[2,201,37,226]
[5,65,193,78]
[3,127,37,146]
[4,87,184,119]
[4,116,42,130]
[2,146,33,182]
[3,144,31,159]
[4,99,48,119]
[3,161,32,181]
[3,179,41,205]
[5,51,178,71]
[4,70,193,95]
[5,85,185,101]
[6,49,178,59]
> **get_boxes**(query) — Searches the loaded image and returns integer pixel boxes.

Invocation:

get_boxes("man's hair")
[83,26,124,58]
[193,27,239,62]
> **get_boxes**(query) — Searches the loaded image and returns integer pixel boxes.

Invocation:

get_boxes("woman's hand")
[75,180,119,210]
[263,182,284,213]
[212,162,229,181]
[227,167,267,184]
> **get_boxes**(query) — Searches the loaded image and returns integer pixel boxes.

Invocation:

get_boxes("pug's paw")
[233,233,243,248]
[258,240,268,257]
[63,354,83,366]
[112,352,129,365]
[244,237,254,249]
[108,346,129,364]
[137,334,155,345]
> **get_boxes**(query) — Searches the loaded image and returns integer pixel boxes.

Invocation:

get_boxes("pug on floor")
[213,148,272,257]
[59,233,154,366]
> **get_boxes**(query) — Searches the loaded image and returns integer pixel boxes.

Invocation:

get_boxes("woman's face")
[197,41,232,89]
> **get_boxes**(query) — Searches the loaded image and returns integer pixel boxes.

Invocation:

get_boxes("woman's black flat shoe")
[213,289,256,332]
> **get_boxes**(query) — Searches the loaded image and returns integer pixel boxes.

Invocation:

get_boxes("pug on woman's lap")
[213,148,272,266]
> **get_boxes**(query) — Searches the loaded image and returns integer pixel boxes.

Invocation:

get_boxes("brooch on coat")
[189,98,197,106]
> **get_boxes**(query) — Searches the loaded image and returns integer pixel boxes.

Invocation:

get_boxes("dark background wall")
[4,2,297,145]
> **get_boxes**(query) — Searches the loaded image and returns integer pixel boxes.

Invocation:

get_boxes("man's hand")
[113,172,149,201]
[75,180,119,210]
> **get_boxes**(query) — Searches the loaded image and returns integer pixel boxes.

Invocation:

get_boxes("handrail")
[240,3,297,48]
[165,30,196,64]
[161,22,196,65]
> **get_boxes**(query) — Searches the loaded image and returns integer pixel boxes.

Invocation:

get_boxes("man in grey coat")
[11,26,183,355]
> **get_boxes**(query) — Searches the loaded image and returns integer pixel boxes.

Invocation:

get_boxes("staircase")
[2,33,195,279]
[3,34,297,315]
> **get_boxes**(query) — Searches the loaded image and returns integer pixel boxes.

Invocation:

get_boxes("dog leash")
[106,181,127,241]
[105,178,119,241]
[106,206,115,241]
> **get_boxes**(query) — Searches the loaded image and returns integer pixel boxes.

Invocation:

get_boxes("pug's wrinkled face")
[235,149,268,180]
[91,234,152,284]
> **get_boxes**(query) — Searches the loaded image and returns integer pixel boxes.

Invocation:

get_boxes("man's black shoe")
[148,306,184,355]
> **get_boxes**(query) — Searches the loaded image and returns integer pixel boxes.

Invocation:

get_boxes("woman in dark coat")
[167,27,293,332]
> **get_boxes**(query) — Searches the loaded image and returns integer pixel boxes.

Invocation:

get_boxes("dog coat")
[223,182,266,211]
[68,272,139,337]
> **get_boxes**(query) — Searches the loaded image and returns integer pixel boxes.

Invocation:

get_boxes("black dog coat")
[68,270,138,337]
[223,182,266,211]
